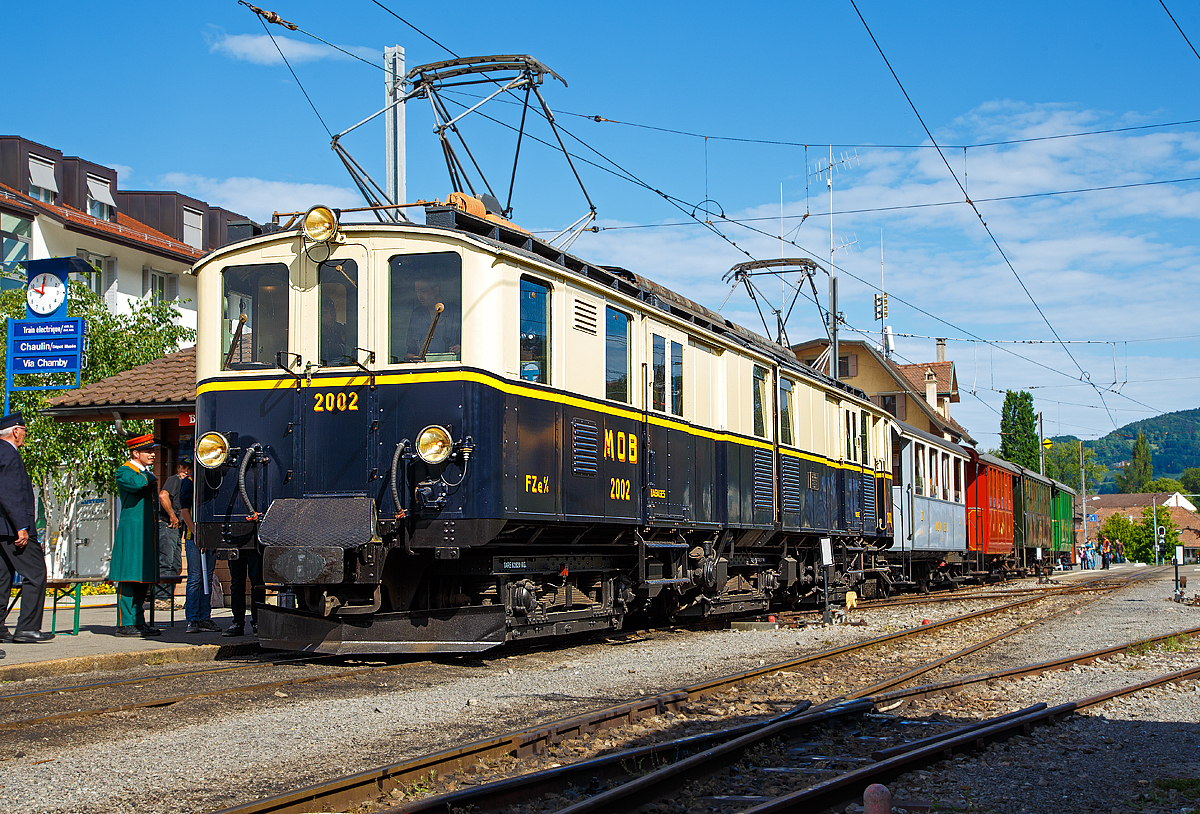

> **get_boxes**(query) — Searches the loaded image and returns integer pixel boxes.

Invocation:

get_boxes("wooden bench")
[6,579,86,635]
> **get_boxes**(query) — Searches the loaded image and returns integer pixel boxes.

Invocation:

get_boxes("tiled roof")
[0,183,202,262]
[877,353,973,441]
[1090,493,1186,510]
[45,346,195,409]
[789,337,976,445]
[1091,504,1200,547]
[895,361,957,398]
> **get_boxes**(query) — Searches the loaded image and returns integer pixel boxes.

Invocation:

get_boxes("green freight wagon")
[1014,467,1053,569]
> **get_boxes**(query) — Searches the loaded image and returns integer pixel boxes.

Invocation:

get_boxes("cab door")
[300,246,374,496]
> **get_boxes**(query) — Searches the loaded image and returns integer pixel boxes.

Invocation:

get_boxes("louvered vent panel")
[752,448,774,510]
[780,456,802,513]
[573,298,599,335]
[572,418,599,477]
[862,470,877,526]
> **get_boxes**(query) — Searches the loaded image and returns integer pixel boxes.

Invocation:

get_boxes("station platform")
[0,596,261,681]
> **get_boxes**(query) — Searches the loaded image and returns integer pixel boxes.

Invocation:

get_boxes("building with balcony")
[0,135,254,332]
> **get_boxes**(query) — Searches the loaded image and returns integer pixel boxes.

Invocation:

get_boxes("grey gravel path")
[1,565,1195,814]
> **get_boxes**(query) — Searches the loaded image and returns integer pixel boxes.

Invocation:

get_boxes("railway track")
[370,627,1200,814]
[209,571,1153,814]
[0,572,1121,735]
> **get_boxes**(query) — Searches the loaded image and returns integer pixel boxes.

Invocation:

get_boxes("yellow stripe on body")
[198,368,889,472]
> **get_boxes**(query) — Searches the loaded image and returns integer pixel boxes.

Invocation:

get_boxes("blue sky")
[9,1,1200,452]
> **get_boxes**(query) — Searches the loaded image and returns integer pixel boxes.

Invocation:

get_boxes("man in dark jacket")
[0,411,53,648]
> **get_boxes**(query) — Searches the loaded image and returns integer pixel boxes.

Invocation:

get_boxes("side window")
[319,258,357,366]
[221,262,289,370]
[845,410,853,460]
[779,378,795,446]
[652,334,666,411]
[915,443,925,496]
[752,365,769,437]
[941,453,950,501]
[519,276,551,383]
[861,410,869,465]
[605,307,630,402]
[670,340,684,417]
[389,252,461,364]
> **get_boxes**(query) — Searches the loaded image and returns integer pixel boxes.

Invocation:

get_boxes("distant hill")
[1050,407,1200,485]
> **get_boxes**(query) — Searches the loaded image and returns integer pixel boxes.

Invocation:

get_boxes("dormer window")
[86,175,116,221]
[28,155,58,203]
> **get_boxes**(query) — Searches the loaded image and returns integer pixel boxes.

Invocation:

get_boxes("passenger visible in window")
[320,296,347,365]
[406,276,460,361]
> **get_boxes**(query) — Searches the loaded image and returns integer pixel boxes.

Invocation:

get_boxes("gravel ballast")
[0,564,1194,813]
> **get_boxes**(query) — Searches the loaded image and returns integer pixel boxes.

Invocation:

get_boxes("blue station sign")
[11,319,84,339]
[5,316,87,412]
[11,355,81,373]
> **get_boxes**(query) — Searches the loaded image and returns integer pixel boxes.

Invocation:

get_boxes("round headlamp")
[302,205,339,243]
[196,432,231,469]
[416,425,454,465]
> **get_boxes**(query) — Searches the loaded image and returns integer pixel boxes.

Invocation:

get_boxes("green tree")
[1115,431,1153,493]
[999,390,1039,470]
[1044,439,1106,494]
[1145,477,1183,494]
[0,280,195,546]
[1102,505,1180,563]
[1098,513,1144,560]
[1178,467,1200,496]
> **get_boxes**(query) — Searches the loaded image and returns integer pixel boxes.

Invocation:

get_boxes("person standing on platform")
[179,462,218,633]
[222,544,264,638]
[111,434,163,637]
[155,461,189,609]
[0,412,53,646]
[1101,537,1112,570]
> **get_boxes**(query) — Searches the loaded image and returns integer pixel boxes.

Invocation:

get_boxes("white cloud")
[159,173,361,222]
[105,163,134,182]
[206,30,378,66]
[564,102,1200,443]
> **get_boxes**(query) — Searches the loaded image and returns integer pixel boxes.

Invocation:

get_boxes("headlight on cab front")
[302,205,339,243]
[196,432,231,469]
[416,425,454,465]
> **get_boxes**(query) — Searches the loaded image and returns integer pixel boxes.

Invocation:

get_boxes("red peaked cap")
[125,434,158,451]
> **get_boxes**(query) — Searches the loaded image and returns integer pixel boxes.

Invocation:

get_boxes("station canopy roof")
[42,346,195,422]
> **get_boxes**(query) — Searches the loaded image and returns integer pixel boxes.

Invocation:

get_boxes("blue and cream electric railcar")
[190,201,896,653]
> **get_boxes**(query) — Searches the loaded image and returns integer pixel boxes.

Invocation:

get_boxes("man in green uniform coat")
[110,434,163,637]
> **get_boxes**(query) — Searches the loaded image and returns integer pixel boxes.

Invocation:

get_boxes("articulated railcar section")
[197,370,895,654]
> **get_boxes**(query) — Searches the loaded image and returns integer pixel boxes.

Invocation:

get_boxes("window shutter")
[848,354,858,377]
[141,266,151,299]
[166,274,178,302]
[104,258,117,306]
[897,395,906,421]
[869,394,880,406]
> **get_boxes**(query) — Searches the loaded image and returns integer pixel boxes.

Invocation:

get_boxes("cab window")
[389,252,461,364]
[605,306,630,403]
[520,276,551,383]
[221,262,288,370]
[318,258,357,366]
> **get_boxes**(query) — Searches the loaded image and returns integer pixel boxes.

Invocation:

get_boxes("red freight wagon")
[965,449,1018,566]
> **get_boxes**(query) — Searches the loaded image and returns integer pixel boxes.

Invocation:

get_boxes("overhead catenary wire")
[242,2,332,138]
[242,2,1183,434]
[1160,0,1200,64]
[847,0,1118,432]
